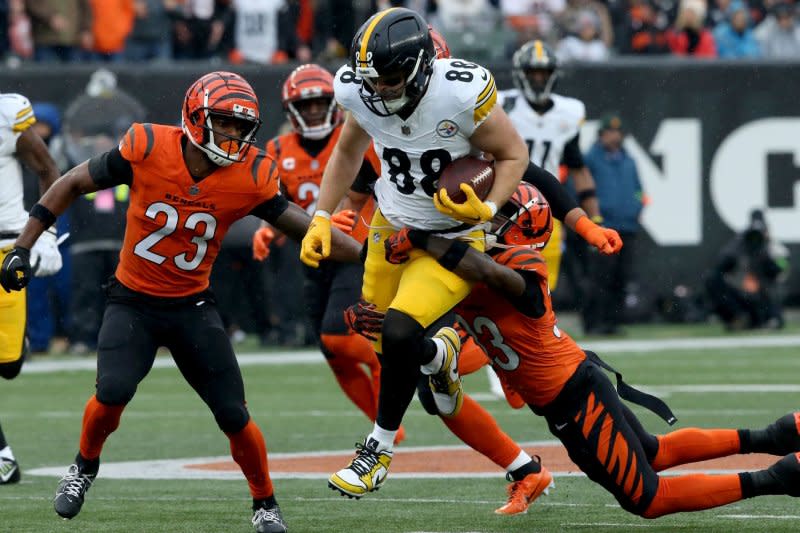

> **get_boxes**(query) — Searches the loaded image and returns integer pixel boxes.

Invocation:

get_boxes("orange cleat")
[393,425,406,446]
[494,466,554,515]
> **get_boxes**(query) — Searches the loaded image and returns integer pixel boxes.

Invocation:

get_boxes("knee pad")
[213,403,250,434]
[95,375,138,406]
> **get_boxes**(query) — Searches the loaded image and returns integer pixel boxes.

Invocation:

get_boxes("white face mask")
[382,92,410,113]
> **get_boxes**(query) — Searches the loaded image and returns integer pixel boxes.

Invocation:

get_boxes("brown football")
[437,156,495,204]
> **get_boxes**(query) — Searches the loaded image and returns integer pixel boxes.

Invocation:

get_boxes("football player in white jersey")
[0,93,62,484]
[299,7,531,498]
[503,39,602,290]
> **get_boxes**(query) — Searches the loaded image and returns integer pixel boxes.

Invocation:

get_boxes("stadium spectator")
[705,209,789,330]
[61,70,145,354]
[87,0,135,61]
[312,0,357,61]
[618,0,671,54]
[171,0,231,60]
[713,0,761,57]
[556,9,611,61]
[561,0,615,48]
[706,0,732,27]
[24,0,92,62]
[754,1,800,58]
[666,0,718,56]
[23,103,72,354]
[581,113,645,335]
[229,0,311,64]
[501,0,566,39]
[124,0,175,61]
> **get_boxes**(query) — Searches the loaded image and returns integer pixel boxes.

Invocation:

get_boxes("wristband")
[29,203,57,229]
[314,210,331,220]
[485,201,498,217]
[577,189,597,202]
[438,240,470,271]
[590,215,604,225]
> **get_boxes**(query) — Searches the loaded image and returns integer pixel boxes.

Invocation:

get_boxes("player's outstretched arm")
[16,127,60,195]
[273,201,362,264]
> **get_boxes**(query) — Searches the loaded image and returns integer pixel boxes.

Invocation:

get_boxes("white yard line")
[21,333,800,375]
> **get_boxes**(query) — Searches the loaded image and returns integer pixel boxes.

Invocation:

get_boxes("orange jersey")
[455,247,586,407]
[115,123,279,297]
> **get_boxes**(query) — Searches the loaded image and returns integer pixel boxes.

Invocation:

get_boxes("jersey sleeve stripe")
[142,123,155,159]
[15,106,32,119]
[474,77,497,125]
[251,152,266,185]
[12,116,36,133]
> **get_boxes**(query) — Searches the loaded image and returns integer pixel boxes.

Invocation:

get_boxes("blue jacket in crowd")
[583,142,644,233]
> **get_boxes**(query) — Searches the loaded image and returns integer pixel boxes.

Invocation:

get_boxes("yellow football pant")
[0,245,26,364]
[541,219,563,291]
[362,209,485,353]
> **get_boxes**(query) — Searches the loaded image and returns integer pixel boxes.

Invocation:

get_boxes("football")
[437,156,495,204]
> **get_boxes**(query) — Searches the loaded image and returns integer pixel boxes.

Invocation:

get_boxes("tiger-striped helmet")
[281,64,342,140]
[181,71,261,166]
[492,182,553,249]
[428,25,450,59]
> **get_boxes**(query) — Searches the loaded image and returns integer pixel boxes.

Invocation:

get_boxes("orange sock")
[321,333,381,421]
[228,419,273,499]
[652,428,741,471]
[643,474,742,518]
[458,335,490,376]
[79,395,124,460]
[441,394,521,469]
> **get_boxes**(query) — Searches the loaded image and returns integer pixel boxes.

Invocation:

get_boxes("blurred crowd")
[0,0,797,67]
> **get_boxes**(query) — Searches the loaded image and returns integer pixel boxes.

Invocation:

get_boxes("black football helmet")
[511,40,559,106]
[350,8,435,116]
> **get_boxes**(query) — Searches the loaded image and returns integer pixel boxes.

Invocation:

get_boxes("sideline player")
[300,7,531,498]
[0,93,62,485]
[381,183,800,519]
[0,72,360,533]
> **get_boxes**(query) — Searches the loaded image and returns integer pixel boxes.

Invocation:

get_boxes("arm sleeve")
[521,161,578,221]
[561,133,584,169]
[88,147,134,189]
[249,194,290,224]
[507,269,547,318]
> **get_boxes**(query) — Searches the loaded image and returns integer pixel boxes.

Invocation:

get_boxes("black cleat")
[252,502,288,533]
[763,413,800,455]
[767,452,800,497]
[53,464,96,519]
[0,456,20,484]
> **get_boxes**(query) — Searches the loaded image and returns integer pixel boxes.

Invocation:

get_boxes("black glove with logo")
[0,247,33,292]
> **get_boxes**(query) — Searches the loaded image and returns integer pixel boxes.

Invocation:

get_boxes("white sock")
[367,424,396,451]
[505,450,532,473]
[0,446,13,460]
[421,338,445,375]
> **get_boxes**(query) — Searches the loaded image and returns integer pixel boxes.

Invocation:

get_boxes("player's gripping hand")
[300,211,332,268]
[384,228,413,264]
[31,228,62,277]
[434,183,497,224]
[0,247,33,292]
[343,299,385,341]
[331,209,356,235]
[575,216,623,255]
[252,226,275,261]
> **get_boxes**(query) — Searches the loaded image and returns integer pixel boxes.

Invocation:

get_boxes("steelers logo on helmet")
[282,64,342,140]
[181,71,262,167]
[512,40,559,106]
[491,182,553,249]
[350,8,436,116]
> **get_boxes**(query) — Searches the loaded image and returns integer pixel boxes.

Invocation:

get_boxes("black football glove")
[0,247,33,292]
[343,299,385,341]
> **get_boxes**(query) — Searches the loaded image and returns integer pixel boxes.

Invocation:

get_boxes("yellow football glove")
[434,183,497,224]
[300,212,332,268]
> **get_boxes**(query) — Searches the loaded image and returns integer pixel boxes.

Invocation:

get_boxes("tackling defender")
[0,93,62,485]
[0,72,360,533]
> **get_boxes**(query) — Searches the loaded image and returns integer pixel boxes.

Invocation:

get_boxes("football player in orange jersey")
[379,183,800,519]
[251,63,398,441]
[0,71,361,533]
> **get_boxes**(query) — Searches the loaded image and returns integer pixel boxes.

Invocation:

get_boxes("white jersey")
[334,58,497,232]
[233,0,281,64]
[0,93,35,238]
[499,89,585,178]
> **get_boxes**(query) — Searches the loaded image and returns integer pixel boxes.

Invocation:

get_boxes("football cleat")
[766,452,800,497]
[429,327,463,417]
[761,412,800,456]
[53,463,97,519]
[328,437,393,498]
[495,466,555,515]
[0,456,20,484]
[252,502,288,533]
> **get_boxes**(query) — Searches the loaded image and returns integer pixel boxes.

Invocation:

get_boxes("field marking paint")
[718,514,800,520]
[20,333,800,375]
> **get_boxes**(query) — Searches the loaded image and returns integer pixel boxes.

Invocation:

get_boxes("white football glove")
[31,228,63,277]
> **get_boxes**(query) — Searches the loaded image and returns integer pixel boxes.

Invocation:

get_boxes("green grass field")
[2,319,800,532]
